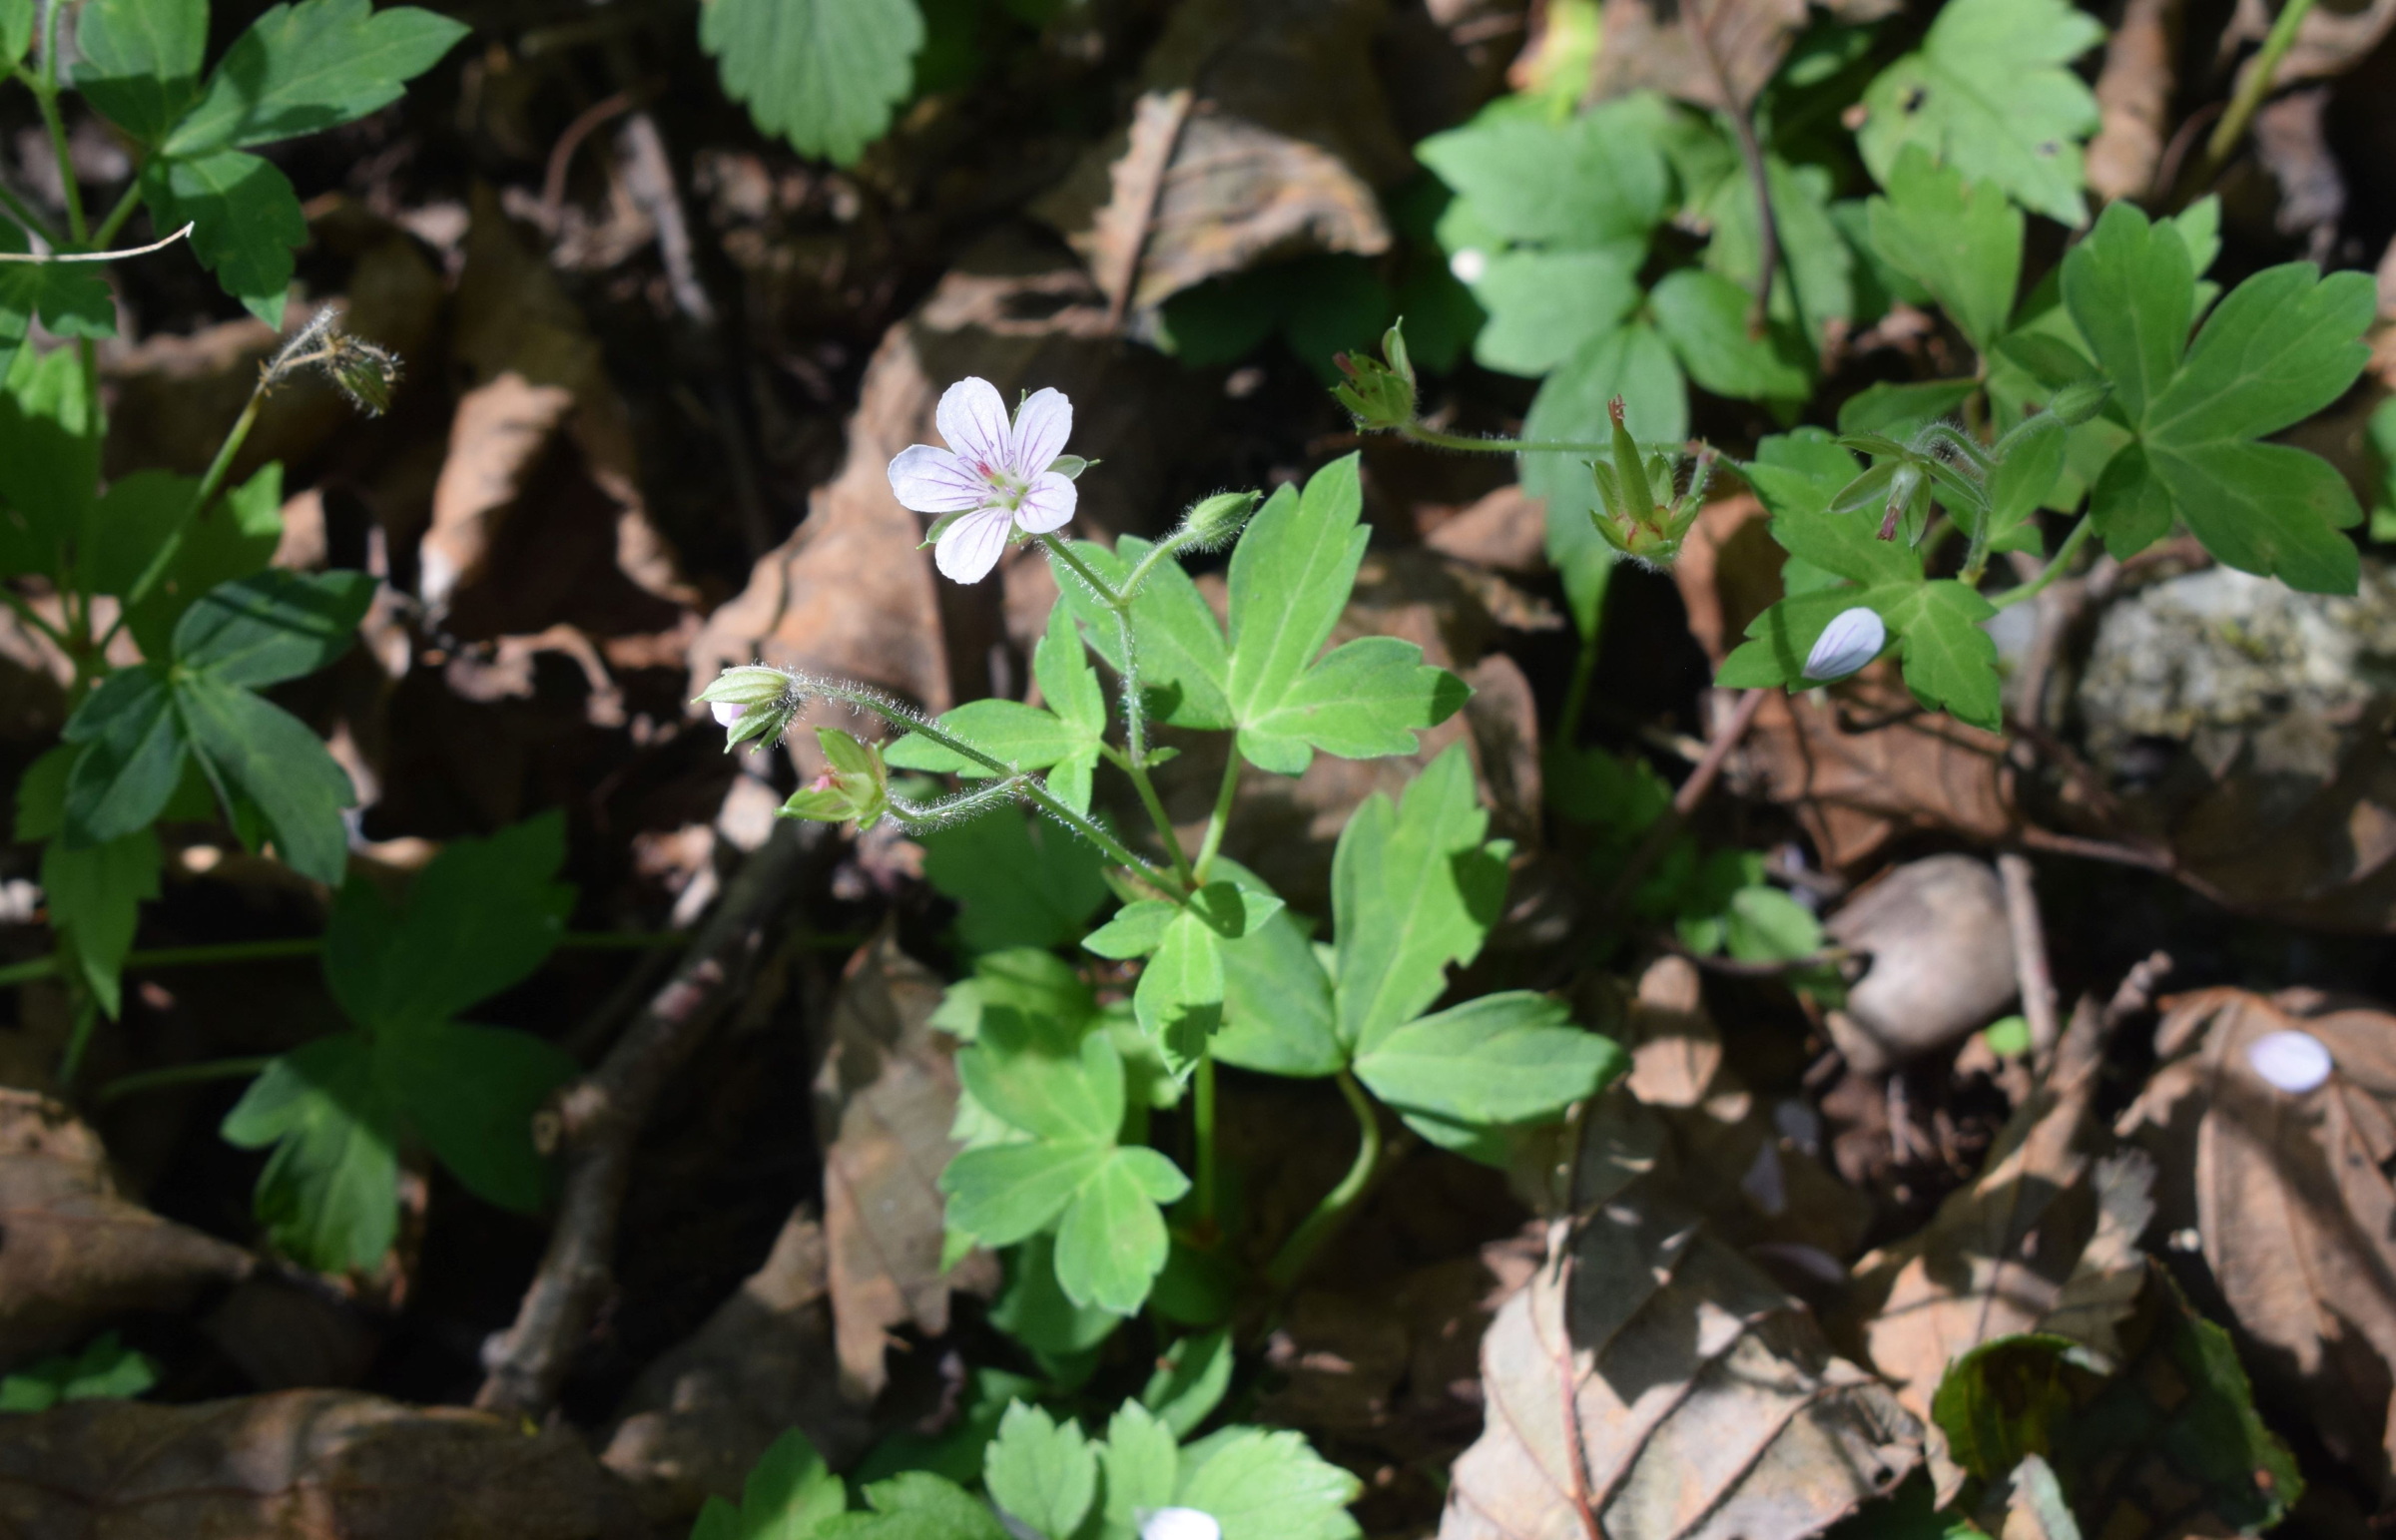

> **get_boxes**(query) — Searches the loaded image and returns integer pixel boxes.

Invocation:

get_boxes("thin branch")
[1687,0,1781,336]
[475,820,813,1418]
[1998,851,2062,1065]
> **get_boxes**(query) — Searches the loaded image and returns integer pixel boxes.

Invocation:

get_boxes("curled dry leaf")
[1588,0,1811,112]
[2119,988,2396,1500]
[811,929,996,1400]
[1443,1117,1919,1539]
[1031,0,1407,314]
[0,1089,252,1362]
[602,1208,872,1521]
[0,1389,647,1537]
[2084,0,2182,201]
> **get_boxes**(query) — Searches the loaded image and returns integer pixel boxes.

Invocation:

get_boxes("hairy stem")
[1112,607,1196,888]
[1037,532,1123,608]
[1194,1053,1219,1230]
[1265,1069,1383,1291]
[1403,424,1615,456]
[1991,514,2097,611]
[0,930,694,991]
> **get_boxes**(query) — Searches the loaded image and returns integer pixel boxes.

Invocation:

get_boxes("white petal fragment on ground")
[2246,1028,2334,1094]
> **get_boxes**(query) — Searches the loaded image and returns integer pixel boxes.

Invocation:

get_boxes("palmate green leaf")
[174,569,375,687]
[1837,378,1978,439]
[1417,95,1671,250]
[1142,1330,1234,1438]
[1984,412,2066,554]
[1098,1403,1180,1540]
[960,1008,1120,1145]
[919,808,1108,953]
[1133,910,1224,1076]
[2065,202,2373,592]
[1856,0,2103,227]
[1352,991,1622,1141]
[1174,1427,1363,1540]
[1884,580,2002,730]
[178,672,355,884]
[377,1019,576,1212]
[1213,862,1341,1079]
[221,1032,400,1270]
[0,0,32,67]
[0,344,101,581]
[888,600,1103,811]
[61,664,185,847]
[140,150,308,323]
[983,1403,1096,1540]
[165,0,468,153]
[1331,745,1507,1055]
[74,0,205,143]
[1083,899,1176,960]
[831,1472,1008,1540]
[1865,147,2022,353]
[0,219,114,383]
[1222,456,1466,772]
[123,462,286,656]
[1466,244,1642,375]
[17,745,160,1019]
[692,1428,847,1540]
[990,1233,1122,1360]
[1648,267,1811,402]
[318,811,573,1030]
[701,0,924,166]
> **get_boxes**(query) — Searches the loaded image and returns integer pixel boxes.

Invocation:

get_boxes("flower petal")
[888,444,991,513]
[935,376,1011,471]
[1012,471,1077,534]
[1007,386,1073,478]
[935,505,1015,584]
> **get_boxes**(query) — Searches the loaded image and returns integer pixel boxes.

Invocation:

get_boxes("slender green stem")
[1112,608,1196,889]
[1023,778,1182,891]
[94,1054,278,1106]
[21,65,86,245]
[1191,751,1241,884]
[38,0,63,94]
[2203,0,2318,177]
[0,930,692,990]
[102,383,269,654]
[91,180,145,249]
[1556,621,1602,751]
[1265,1069,1383,1290]
[58,994,95,1086]
[0,178,62,248]
[1991,514,2097,611]
[1403,424,1615,456]
[1037,532,1122,607]
[1193,1054,1218,1229]
[1118,526,1207,604]
[0,583,68,652]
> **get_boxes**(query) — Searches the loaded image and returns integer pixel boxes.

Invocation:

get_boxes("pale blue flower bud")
[1802,607,1886,682]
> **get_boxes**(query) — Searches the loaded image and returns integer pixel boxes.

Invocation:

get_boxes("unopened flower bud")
[780,727,891,826]
[695,666,801,751]
[1802,606,1886,682]
[1880,464,1924,542]
[1140,1510,1222,1540]
[2047,379,2110,427]
[1179,490,1259,547]
[1331,321,1419,431]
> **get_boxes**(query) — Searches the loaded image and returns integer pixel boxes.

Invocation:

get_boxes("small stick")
[1099,88,1195,334]
[1686,0,1781,336]
[475,820,812,1417]
[2101,950,2172,1031]
[1998,851,2061,1065]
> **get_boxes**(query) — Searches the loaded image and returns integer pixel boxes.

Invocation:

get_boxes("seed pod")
[1802,606,1886,682]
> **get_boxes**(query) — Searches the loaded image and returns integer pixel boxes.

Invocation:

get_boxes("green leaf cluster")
[1054,455,1467,774]
[1211,745,1623,1155]
[221,815,580,1271]
[701,0,925,166]
[75,0,467,321]
[0,1330,159,1411]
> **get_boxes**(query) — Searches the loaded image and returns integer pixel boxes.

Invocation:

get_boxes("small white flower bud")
[2246,1029,2333,1094]
[1802,606,1886,682]
[1140,1508,1222,1540]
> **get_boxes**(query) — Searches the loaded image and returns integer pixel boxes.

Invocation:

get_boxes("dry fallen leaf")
[601,1208,872,1521]
[1442,1155,1919,1539]
[0,1389,647,1537]
[1031,0,1407,314]
[2085,0,2180,201]
[2120,988,2396,1500]
[1588,0,1812,112]
[0,1089,252,1363]
[811,930,996,1399]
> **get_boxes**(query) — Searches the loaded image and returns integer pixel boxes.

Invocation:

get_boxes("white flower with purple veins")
[888,377,1080,584]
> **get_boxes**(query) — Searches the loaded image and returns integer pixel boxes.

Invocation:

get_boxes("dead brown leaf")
[2085,0,2182,201]
[1442,1128,1919,1539]
[0,1089,252,1362]
[601,1208,872,1521]
[0,1389,646,1537]
[1031,0,1408,314]
[811,930,996,1399]
[1589,0,1811,111]
[2119,988,2396,1500]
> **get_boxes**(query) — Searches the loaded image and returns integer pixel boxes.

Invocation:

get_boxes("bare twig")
[1998,851,2062,1067]
[2102,950,2172,1031]
[1686,0,1780,336]
[475,820,813,1418]
[539,89,638,229]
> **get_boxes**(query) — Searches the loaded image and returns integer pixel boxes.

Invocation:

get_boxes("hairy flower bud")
[780,728,891,826]
[1802,606,1886,682]
[1178,490,1260,547]
[695,665,803,751]
[1331,322,1419,432]
[2047,379,2110,427]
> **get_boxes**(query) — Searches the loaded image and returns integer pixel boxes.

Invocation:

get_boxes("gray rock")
[1824,854,2017,1075]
